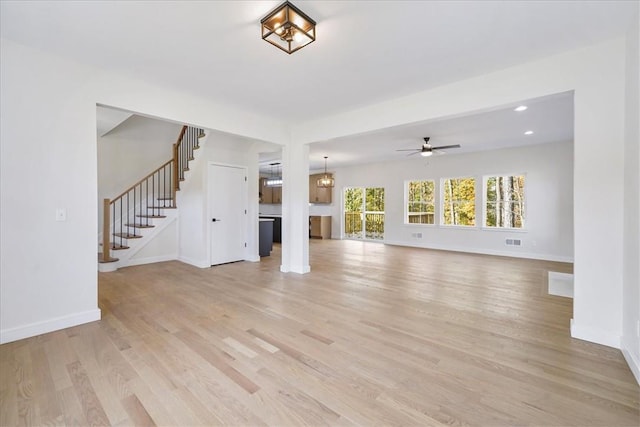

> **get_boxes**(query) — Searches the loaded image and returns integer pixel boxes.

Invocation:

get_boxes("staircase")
[98,125,204,272]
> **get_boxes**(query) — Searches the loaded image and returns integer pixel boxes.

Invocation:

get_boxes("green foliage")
[443,177,475,226]
[407,180,435,224]
[366,188,385,212]
[485,175,525,228]
[344,187,363,212]
[344,187,385,239]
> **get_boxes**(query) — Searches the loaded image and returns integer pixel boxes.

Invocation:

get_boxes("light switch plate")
[56,208,66,222]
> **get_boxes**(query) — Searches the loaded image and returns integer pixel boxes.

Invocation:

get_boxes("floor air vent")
[506,238,522,246]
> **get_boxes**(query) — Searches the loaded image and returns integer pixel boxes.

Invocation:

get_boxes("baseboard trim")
[621,338,640,385]
[178,256,210,268]
[280,264,311,274]
[127,254,178,267]
[548,271,574,298]
[0,309,101,344]
[570,319,621,349]
[384,240,573,263]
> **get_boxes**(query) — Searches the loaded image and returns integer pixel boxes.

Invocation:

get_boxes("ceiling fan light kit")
[396,137,461,157]
[261,1,316,54]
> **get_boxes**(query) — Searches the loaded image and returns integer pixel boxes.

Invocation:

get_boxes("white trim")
[621,340,640,386]
[281,264,311,274]
[0,309,101,344]
[548,271,574,298]
[127,254,178,267]
[124,215,178,261]
[570,319,621,349]
[404,178,436,225]
[482,173,527,230]
[440,176,476,226]
[207,162,248,266]
[384,239,573,262]
[245,255,260,262]
[178,255,210,268]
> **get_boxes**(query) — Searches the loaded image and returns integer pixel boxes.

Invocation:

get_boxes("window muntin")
[442,177,476,226]
[406,180,435,224]
[485,175,525,229]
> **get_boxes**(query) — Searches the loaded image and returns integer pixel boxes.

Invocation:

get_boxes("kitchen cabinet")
[271,186,282,204]
[309,174,333,204]
[259,178,273,204]
[259,219,274,257]
[309,216,331,239]
[259,216,281,243]
[259,178,282,204]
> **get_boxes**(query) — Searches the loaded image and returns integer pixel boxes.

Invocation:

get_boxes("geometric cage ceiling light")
[261,1,316,54]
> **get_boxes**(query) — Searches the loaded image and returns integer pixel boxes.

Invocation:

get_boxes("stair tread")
[148,206,176,209]
[156,197,174,201]
[109,244,130,250]
[113,232,143,239]
[125,223,155,228]
[98,253,119,263]
[136,214,167,218]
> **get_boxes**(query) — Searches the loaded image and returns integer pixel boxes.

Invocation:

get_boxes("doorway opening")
[343,187,385,241]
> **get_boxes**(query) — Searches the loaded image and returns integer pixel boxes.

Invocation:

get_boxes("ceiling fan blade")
[432,144,461,150]
[407,151,421,156]
[396,149,421,152]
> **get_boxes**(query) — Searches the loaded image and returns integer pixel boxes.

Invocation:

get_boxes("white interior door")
[209,164,247,265]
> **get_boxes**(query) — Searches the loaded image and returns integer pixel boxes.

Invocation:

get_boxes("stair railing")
[100,125,203,262]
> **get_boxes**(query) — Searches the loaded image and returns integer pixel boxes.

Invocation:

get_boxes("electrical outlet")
[55,208,67,222]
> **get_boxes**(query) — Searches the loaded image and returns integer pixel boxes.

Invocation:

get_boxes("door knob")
[212,218,221,222]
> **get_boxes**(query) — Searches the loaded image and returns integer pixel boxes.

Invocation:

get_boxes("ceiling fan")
[396,137,461,157]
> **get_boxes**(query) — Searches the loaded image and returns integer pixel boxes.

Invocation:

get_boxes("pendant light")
[265,162,282,187]
[316,156,335,188]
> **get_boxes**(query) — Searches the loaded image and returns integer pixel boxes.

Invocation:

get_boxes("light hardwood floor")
[1,240,638,426]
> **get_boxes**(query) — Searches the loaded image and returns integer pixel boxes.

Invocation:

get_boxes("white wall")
[178,131,260,268]
[128,218,178,266]
[292,38,628,350]
[0,37,287,344]
[622,11,640,383]
[331,141,573,261]
[97,114,182,232]
[1,28,637,386]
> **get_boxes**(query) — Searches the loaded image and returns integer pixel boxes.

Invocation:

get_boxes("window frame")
[482,173,527,231]
[439,176,477,228]
[404,179,436,226]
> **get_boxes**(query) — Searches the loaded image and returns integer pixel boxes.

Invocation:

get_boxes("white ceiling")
[1,1,633,171]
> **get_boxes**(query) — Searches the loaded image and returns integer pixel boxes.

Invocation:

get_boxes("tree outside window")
[407,180,435,224]
[485,175,525,228]
[442,177,475,226]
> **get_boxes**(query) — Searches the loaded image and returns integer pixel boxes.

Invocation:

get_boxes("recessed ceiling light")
[514,105,528,112]
[524,130,534,135]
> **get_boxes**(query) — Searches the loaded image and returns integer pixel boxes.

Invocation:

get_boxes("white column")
[280,141,310,273]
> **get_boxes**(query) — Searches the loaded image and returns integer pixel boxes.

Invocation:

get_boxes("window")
[406,180,435,224]
[442,177,476,226]
[343,187,385,240]
[485,175,525,228]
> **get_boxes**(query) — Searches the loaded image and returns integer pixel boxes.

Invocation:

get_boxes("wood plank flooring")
[1,240,638,426]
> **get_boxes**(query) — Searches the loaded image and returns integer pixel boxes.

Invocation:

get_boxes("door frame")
[206,161,248,266]
[341,186,386,242]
